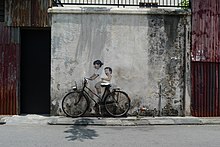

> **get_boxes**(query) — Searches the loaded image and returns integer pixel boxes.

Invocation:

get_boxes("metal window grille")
[53,0,191,8]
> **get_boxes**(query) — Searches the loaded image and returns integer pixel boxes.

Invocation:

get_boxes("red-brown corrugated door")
[192,0,220,116]
[0,0,51,115]
[192,62,220,116]
[0,23,19,115]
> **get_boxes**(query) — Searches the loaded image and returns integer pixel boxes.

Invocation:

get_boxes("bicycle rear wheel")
[62,91,89,117]
[104,91,130,117]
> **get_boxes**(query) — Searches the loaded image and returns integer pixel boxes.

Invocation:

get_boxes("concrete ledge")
[147,118,175,125]
[199,117,220,125]
[134,120,150,125]
[48,117,206,126]
[48,7,191,15]
[173,117,203,125]
[49,117,107,126]
[105,119,123,126]
[121,120,136,126]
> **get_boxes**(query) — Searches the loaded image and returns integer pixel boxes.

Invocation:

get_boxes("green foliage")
[180,0,190,9]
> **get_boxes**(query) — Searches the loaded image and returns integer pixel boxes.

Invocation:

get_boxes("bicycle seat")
[72,86,77,90]
[101,82,111,87]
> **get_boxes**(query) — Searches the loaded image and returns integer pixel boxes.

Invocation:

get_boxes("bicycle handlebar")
[83,77,89,86]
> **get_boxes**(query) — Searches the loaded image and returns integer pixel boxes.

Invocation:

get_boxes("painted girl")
[88,60,104,97]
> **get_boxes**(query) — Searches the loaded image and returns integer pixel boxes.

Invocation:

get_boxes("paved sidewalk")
[1,115,220,126]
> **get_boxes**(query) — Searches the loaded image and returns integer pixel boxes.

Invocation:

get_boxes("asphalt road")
[0,125,220,147]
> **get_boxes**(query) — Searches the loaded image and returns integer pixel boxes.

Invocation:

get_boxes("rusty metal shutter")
[0,0,4,22]
[192,0,220,117]
[192,62,220,117]
[0,44,19,115]
[0,23,19,115]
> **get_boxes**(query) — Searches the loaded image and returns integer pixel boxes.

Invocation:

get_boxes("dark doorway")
[20,28,51,114]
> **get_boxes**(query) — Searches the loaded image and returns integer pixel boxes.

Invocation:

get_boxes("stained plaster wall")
[48,7,191,116]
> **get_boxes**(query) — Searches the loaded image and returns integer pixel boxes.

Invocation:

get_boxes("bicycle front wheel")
[104,91,130,117]
[62,91,89,117]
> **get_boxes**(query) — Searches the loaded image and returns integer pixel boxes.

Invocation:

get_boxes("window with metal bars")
[0,0,4,22]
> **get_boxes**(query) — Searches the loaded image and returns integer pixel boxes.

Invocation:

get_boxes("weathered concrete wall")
[49,7,191,116]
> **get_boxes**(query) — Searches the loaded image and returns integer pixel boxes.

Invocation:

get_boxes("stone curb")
[47,117,220,126]
[48,117,108,126]
[199,118,220,125]
[172,118,203,125]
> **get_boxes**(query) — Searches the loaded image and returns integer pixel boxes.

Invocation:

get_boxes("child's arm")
[101,75,112,81]
[88,74,99,80]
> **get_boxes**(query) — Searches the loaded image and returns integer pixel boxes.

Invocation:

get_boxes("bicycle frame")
[79,79,111,105]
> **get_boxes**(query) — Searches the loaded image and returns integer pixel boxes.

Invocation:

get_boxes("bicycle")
[61,78,131,117]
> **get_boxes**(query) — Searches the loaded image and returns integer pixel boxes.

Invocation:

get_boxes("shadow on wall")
[64,119,99,142]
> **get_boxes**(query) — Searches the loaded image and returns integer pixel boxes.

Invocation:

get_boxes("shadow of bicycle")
[64,118,99,142]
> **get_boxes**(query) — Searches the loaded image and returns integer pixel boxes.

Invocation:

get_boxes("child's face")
[94,64,100,69]
[105,69,111,75]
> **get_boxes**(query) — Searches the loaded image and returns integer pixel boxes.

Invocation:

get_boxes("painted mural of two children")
[87,60,113,97]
